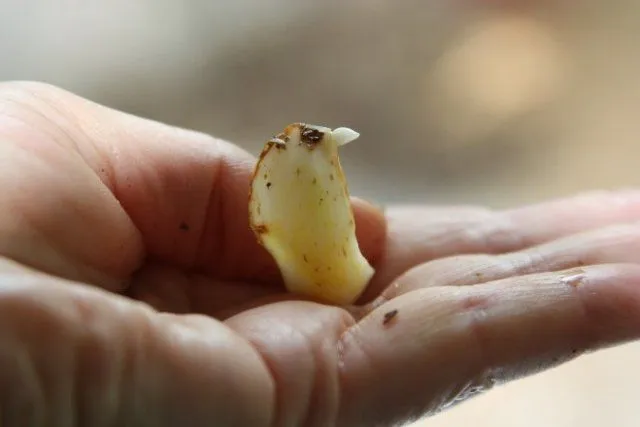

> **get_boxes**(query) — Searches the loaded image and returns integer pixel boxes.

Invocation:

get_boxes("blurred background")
[1,0,640,425]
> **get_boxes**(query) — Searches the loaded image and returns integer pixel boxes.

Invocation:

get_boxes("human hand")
[2,82,640,427]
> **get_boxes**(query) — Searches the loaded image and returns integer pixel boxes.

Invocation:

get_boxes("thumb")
[0,81,385,292]
[0,258,274,427]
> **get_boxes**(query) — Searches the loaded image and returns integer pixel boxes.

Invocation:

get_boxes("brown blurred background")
[2,0,640,425]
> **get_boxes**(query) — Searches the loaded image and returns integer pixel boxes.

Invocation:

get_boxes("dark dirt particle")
[383,309,399,326]
[179,222,190,231]
[266,182,272,189]
[300,127,324,146]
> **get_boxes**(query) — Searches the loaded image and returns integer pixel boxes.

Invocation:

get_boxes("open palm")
[2,82,640,427]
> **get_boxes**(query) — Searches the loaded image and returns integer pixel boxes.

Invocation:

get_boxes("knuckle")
[0,81,70,112]
[458,290,493,369]
[465,213,527,254]
[387,254,498,299]
[0,80,78,144]
[0,80,66,99]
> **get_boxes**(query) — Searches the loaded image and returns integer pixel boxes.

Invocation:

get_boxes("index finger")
[362,191,640,301]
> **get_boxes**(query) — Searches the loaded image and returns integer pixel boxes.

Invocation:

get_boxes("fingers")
[381,221,640,300]
[0,81,266,285]
[363,191,640,300]
[0,81,386,290]
[337,264,640,427]
[0,258,274,427]
[225,301,354,427]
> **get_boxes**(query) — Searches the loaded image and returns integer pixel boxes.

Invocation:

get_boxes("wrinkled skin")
[2,82,640,427]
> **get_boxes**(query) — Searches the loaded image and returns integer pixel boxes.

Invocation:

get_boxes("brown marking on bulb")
[283,122,303,137]
[273,140,287,149]
[276,132,290,142]
[249,139,277,206]
[296,167,301,176]
[248,125,296,249]
[253,224,269,234]
[300,124,324,148]
[329,173,334,181]
[303,254,309,263]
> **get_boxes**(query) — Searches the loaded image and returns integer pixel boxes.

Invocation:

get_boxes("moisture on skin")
[248,123,375,305]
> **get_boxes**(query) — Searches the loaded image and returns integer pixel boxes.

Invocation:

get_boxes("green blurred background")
[2,1,640,425]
